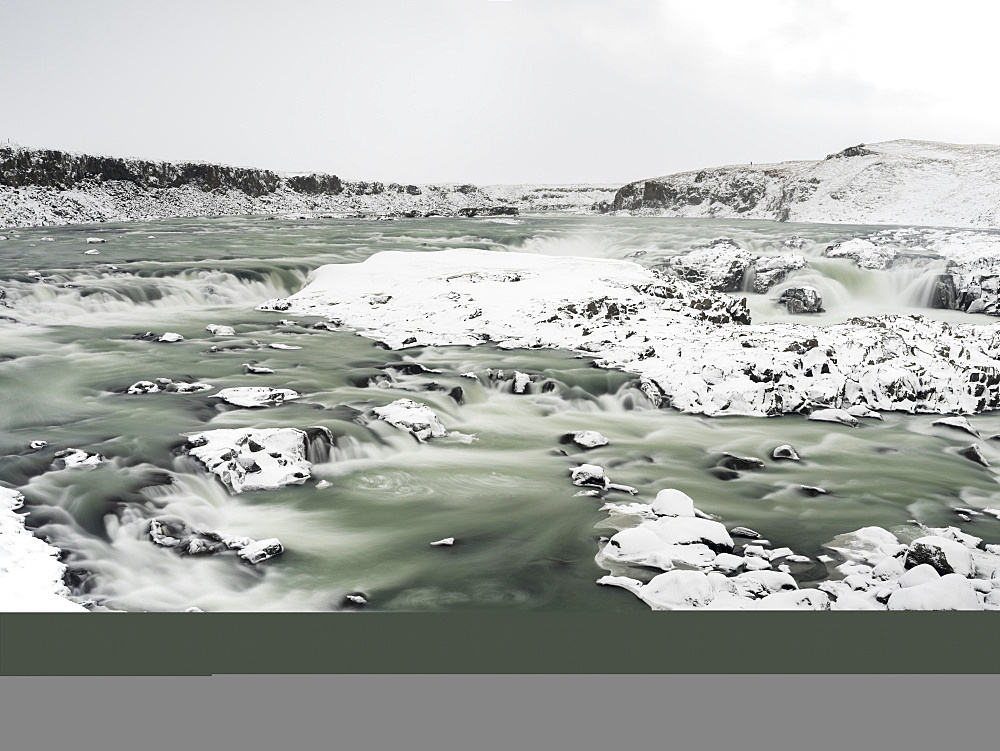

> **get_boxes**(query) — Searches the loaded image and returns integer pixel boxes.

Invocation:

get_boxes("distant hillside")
[606,140,1000,228]
[0,143,613,228]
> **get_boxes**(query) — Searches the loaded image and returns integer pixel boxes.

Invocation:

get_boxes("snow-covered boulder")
[931,415,979,436]
[771,444,800,461]
[751,254,807,293]
[206,324,236,336]
[887,574,980,610]
[825,239,896,270]
[371,398,447,441]
[214,387,300,408]
[571,464,608,488]
[808,408,858,427]
[776,286,823,314]
[668,239,754,292]
[158,332,184,343]
[185,427,313,493]
[237,538,284,565]
[650,488,696,517]
[562,430,609,449]
[55,448,104,469]
[904,535,974,577]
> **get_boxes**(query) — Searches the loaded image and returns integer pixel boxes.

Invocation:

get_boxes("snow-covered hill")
[0,142,614,229]
[609,140,1000,229]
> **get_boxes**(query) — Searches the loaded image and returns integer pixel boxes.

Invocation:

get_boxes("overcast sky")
[3,0,999,184]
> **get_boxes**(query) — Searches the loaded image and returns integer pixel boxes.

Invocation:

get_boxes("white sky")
[2,0,999,184]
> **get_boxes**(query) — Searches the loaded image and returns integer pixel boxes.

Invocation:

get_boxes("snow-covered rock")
[158,332,183,343]
[808,409,859,427]
[932,416,979,436]
[771,444,800,461]
[887,574,980,610]
[205,324,236,336]
[650,488,696,517]
[257,248,1000,417]
[214,386,300,408]
[237,538,284,565]
[776,286,823,314]
[563,430,610,449]
[668,239,753,292]
[371,398,447,441]
[0,486,87,612]
[430,537,455,547]
[904,535,974,576]
[127,378,213,394]
[184,427,313,493]
[55,448,104,469]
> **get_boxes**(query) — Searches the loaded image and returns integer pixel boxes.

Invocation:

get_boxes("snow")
[185,427,312,493]
[565,430,610,449]
[614,139,1000,229]
[261,247,1000,417]
[0,486,87,612]
[237,538,284,565]
[214,386,300,408]
[371,398,447,442]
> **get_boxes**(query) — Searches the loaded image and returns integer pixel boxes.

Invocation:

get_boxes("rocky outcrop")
[0,143,613,229]
[259,248,1000,417]
[608,140,1000,228]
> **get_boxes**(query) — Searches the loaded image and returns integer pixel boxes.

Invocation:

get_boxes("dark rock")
[776,286,823,314]
[958,444,990,467]
[904,542,956,576]
[825,144,875,160]
[717,453,765,471]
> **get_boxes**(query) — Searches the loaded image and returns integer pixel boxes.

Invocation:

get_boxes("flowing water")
[3,214,1000,611]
